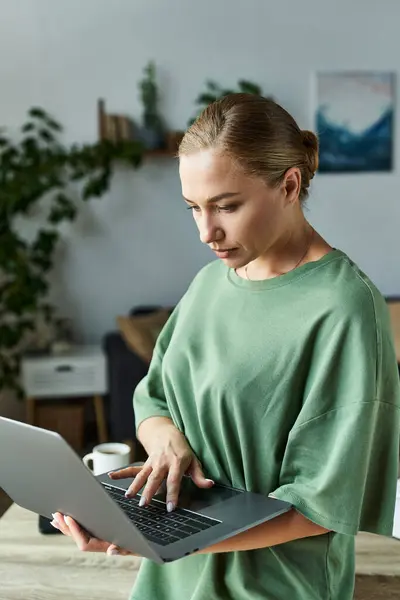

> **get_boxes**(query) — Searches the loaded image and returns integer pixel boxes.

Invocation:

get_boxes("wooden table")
[1,503,400,600]
[0,504,141,600]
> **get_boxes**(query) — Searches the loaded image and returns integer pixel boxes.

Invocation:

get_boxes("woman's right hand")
[108,427,214,513]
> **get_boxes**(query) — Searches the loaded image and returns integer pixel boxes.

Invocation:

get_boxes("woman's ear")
[283,168,301,204]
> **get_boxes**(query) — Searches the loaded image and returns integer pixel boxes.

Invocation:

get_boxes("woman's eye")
[217,205,237,213]
[186,204,238,213]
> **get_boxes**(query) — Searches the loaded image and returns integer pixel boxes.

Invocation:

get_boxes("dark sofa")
[102,306,163,455]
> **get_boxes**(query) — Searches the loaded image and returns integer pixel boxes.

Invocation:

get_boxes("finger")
[165,462,184,512]
[52,512,72,536]
[125,464,153,498]
[64,516,110,553]
[107,544,121,556]
[50,513,61,532]
[50,519,60,531]
[108,465,143,479]
[64,516,91,548]
[187,460,215,488]
[140,468,168,506]
[106,543,137,557]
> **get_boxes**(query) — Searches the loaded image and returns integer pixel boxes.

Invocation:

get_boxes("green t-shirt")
[130,249,400,600]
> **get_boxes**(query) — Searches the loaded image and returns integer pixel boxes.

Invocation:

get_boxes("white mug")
[82,442,131,476]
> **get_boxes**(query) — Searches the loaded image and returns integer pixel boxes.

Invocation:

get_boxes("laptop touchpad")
[154,477,241,512]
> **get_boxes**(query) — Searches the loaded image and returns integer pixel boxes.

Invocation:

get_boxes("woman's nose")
[199,219,222,245]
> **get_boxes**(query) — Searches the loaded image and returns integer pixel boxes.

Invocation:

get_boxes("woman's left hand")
[51,512,139,557]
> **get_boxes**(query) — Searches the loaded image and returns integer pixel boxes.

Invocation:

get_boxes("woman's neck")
[240,221,333,281]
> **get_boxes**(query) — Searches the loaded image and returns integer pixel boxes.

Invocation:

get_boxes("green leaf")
[1,146,18,162]
[29,107,48,120]
[238,80,262,95]
[220,89,235,97]
[32,229,58,257]
[21,136,39,154]
[205,80,220,92]
[39,129,55,143]
[0,325,24,348]
[45,118,62,132]
[48,193,77,224]
[30,252,53,270]
[22,122,35,133]
[196,93,219,105]
[82,172,111,199]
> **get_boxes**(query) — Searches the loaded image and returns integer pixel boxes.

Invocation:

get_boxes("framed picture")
[315,71,395,173]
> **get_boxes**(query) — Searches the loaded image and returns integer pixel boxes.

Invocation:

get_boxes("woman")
[53,93,400,600]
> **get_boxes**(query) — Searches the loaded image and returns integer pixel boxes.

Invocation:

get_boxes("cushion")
[117,309,171,364]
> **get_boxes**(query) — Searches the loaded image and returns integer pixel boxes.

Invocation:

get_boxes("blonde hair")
[179,93,319,202]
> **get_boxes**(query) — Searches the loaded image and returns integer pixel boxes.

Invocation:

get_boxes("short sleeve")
[271,293,400,537]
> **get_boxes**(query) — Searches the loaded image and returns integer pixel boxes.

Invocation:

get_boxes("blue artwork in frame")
[315,72,395,173]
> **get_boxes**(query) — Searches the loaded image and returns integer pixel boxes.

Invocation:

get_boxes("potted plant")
[188,78,266,125]
[0,107,144,395]
[138,61,165,149]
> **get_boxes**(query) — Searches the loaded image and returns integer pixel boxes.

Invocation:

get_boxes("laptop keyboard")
[103,484,220,546]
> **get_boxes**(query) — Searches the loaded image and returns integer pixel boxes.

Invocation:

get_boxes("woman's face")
[179,148,293,268]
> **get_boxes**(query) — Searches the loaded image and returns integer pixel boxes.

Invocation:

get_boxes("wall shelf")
[97,99,183,157]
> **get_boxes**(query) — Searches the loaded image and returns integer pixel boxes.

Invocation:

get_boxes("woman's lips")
[213,248,238,258]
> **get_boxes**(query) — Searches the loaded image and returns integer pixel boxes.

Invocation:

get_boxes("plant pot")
[166,131,185,153]
[138,126,165,150]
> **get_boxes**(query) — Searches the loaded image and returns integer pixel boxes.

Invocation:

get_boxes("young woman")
[53,93,400,600]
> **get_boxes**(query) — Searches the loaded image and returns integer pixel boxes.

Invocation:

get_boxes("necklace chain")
[244,226,315,281]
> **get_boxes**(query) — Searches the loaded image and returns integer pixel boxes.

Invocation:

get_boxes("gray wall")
[1,0,400,343]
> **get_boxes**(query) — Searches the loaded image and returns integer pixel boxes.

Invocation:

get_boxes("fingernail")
[108,472,114,477]
[50,520,59,529]
[51,513,59,523]
[167,501,175,513]
[139,496,146,507]
[109,548,120,555]
[206,479,215,484]
[124,491,131,498]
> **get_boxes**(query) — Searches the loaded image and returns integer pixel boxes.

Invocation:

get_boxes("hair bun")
[301,130,319,178]
[302,130,318,151]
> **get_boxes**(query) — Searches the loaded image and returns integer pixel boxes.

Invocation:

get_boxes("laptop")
[0,417,292,564]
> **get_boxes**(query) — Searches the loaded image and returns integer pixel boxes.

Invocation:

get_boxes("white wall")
[1,0,400,342]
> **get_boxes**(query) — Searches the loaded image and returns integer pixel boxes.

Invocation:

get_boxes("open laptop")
[0,417,292,564]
